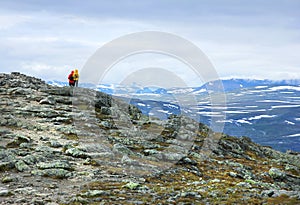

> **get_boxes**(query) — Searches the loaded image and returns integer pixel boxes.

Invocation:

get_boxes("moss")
[267,194,300,205]
[63,133,78,140]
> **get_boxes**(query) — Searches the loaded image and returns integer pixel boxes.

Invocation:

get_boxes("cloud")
[20,61,71,81]
[0,14,31,30]
[0,0,299,83]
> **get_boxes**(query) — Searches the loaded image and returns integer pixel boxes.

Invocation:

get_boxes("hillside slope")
[0,72,299,204]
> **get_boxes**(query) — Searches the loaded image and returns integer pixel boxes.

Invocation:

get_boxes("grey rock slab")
[269,167,286,180]
[15,160,30,172]
[37,161,73,171]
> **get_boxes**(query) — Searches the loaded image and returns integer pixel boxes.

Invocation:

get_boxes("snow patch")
[137,103,146,107]
[285,120,295,125]
[236,119,252,124]
[163,103,179,109]
[255,86,268,89]
[283,133,300,138]
[248,115,276,121]
[223,110,249,114]
[271,105,300,109]
[268,86,300,92]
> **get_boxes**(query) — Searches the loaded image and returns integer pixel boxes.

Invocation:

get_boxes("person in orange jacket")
[68,70,75,87]
[73,69,79,87]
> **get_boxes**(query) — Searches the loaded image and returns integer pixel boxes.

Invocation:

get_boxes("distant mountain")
[47,78,300,152]
[48,78,300,96]
[128,83,300,152]
[207,79,300,92]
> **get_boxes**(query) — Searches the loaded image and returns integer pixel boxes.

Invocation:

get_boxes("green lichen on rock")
[269,167,286,180]
[31,168,71,179]
[123,181,140,190]
[15,160,30,172]
[37,161,73,171]
[65,147,89,158]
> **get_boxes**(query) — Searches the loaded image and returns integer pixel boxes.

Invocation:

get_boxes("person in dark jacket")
[68,70,75,86]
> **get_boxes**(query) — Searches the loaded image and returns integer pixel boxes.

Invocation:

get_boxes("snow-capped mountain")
[48,79,300,152]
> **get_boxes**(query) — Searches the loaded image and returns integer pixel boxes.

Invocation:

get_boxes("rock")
[121,155,139,166]
[228,172,238,178]
[40,136,50,141]
[22,154,45,165]
[68,196,89,204]
[272,190,300,198]
[211,179,221,183]
[100,120,115,129]
[0,162,15,171]
[6,134,31,148]
[35,146,59,158]
[80,190,110,197]
[39,96,56,105]
[261,190,275,197]
[143,149,159,156]
[100,106,111,115]
[244,179,259,185]
[15,160,30,172]
[65,147,89,158]
[163,152,184,162]
[234,166,255,180]
[113,143,134,156]
[0,188,12,196]
[285,164,299,173]
[261,190,300,198]
[50,140,63,148]
[31,168,71,179]
[177,157,197,165]
[123,182,140,190]
[269,167,286,180]
[2,176,14,183]
[236,182,252,188]
[180,191,202,199]
[37,161,73,171]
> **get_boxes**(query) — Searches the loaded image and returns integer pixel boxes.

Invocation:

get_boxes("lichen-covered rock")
[6,134,31,148]
[123,181,140,190]
[80,190,110,197]
[31,168,71,179]
[2,176,14,183]
[39,96,56,105]
[269,167,286,180]
[112,143,134,156]
[65,147,89,158]
[37,161,73,171]
[0,162,15,172]
[15,160,30,172]
[0,188,12,197]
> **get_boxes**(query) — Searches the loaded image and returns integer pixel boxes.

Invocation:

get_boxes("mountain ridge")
[47,78,300,92]
[0,72,299,204]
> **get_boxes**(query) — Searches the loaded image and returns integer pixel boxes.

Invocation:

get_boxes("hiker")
[68,70,75,87]
[73,69,79,87]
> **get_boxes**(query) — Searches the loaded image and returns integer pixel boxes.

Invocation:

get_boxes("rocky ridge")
[0,72,299,204]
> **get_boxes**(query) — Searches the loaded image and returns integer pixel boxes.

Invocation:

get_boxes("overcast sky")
[0,0,299,86]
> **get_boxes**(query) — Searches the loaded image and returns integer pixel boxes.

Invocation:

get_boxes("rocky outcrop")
[0,72,299,204]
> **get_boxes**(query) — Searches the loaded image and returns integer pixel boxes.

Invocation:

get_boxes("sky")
[0,0,299,86]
